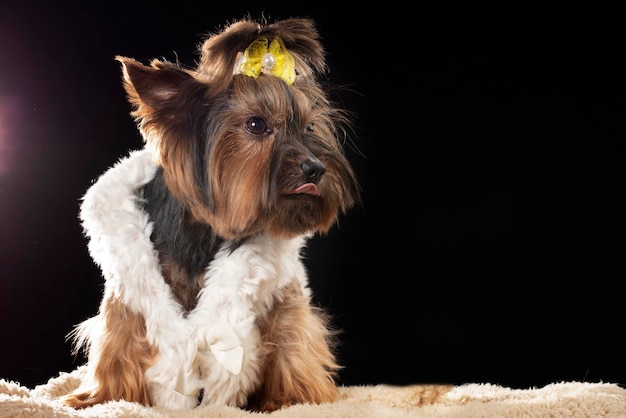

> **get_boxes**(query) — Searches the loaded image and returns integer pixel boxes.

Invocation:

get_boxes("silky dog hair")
[62,17,360,412]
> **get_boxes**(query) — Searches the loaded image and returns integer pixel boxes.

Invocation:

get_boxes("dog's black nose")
[301,157,326,181]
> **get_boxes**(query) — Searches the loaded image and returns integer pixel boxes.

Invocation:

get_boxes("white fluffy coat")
[76,147,312,409]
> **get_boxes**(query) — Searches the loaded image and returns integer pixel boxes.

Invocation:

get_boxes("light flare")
[0,96,21,175]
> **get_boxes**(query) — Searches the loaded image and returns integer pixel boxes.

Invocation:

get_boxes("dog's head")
[117,17,360,240]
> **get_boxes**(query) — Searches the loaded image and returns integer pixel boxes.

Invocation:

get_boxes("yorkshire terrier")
[61,17,360,411]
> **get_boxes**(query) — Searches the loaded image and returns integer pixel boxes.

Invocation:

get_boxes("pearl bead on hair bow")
[236,37,296,85]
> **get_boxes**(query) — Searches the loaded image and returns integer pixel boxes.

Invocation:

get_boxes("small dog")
[61,17,360,411]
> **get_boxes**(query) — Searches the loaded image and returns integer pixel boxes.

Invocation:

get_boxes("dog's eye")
[246,117,271,136]
[306,123,314,133]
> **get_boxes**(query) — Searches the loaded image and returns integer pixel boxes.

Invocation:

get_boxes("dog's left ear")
[197,18,327,92]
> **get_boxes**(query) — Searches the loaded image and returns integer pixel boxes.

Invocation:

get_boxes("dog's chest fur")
[79,148,312,407]
[141,168,227,311]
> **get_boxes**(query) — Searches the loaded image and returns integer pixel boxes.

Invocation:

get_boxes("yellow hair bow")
[236,37,296,85]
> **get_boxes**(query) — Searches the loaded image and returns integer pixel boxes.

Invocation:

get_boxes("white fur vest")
[78,147,312,409]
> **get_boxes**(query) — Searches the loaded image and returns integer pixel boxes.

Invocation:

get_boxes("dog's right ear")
[116,56,194,113]
[116,55,205,154]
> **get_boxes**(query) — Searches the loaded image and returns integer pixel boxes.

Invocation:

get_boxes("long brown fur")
[248,282,340,411]
[62,297,157,408]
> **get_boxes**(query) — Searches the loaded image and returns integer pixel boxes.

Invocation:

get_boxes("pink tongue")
[287,183,319,196]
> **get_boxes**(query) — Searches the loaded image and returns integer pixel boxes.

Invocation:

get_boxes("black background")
[1,2,625,392]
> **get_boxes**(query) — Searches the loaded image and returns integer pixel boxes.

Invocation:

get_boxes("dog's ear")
[259,18,327,79]
[197,17,327,92]
[116,55,208,166]
[116,56,194,112]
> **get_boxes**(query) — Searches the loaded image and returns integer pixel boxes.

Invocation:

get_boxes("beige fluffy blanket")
[1,367,625,417]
